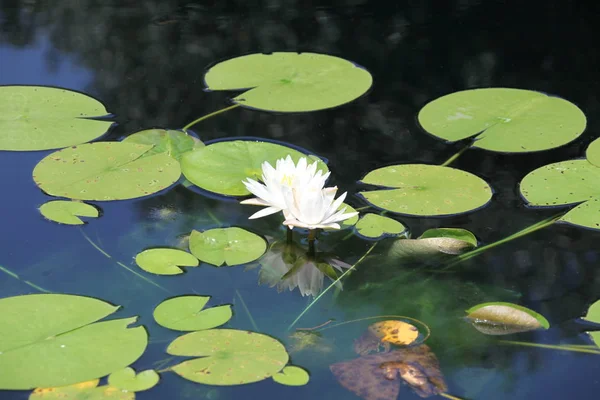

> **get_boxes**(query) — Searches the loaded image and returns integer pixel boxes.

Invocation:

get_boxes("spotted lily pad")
[272,366,310,386]
[122,129,204,161]
[354,213,406,239]
[181,139,328,196]
[33,142,181,201]
[418,88,586,153]
[204,52,372,112]
[135,248,199,275]
[153,296,232,331]
[0,294,147,390]
[189,227,267,266]
[167,329,289,385]
[0,86,112,151]
[107,368,159,392]
[39,200,99,225]
[358,164,493,216]
[582,299,600,346]
[464,302,550,335]
[29,379,134,400]
[519,159,600,230]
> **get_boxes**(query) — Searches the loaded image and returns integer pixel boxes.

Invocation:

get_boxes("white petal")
[240,197,271,206]
[248,206,282,219]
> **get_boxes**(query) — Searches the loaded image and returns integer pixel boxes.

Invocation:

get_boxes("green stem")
[287,242,378,330]
[500,340,600,355]
[235,289,260,332]
[307,229,317,258]
[0,264,51,293]
[286,228,293,244]
[182,104,241,132]
[440,143,472,167]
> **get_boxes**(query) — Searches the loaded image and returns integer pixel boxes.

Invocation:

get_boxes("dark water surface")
[2,1,600,399]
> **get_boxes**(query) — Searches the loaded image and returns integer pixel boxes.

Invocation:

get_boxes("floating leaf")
[181,140,328,196]
[153,296,232,331]
[189,227,266,266]
[339,203,359,229]
[583,299,600,346]
[29,379,135,400]
[359,164,493,216]
[586,137,600,167]
[204,52,372,112]
[354,320,421,355]
[386,229,477,265]
[519,159,600,230]
[39,200,99,225]
[0,86,112,151]
[418,227,478,247]
[418,88,586,153]
[272,366,310,386]
[122,129,203,161]
[33,142,181,201]
[107,368,159,392]
[168,329,289,385]
[0,294,147,390]
[135,248,198,275]
[464,302,550,335]
[354,213,406,239]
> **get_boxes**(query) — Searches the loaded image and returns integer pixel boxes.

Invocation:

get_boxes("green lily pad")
[39,200,99,225]
[204,52,372,112]
[153,296,232,331]
[583,299,600,346]
[354,213,407,239]
[586,137,600,167]
[464,302,550,335]
[339,203,359,229]
[418,88,586,153]
[167,329,289,385]
[418,227,478,246]
[0,86,113,151]
[189,227,267,266]
[358,164,493,216]
[107,368,159,392]
[0,294,147,390]
[519,159,600,230]
[29,380,134,400]
[135,248,199,275]
[181,139,328,196]
[122,129,204,161]
[272,366,310,386]
[33,142,181,201]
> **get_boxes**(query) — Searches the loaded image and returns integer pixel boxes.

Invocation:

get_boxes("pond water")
[2,1,600,399]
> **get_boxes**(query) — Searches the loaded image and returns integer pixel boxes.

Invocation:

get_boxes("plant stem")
[307,229,317,257]
[287,242,378,330]
[0,264,51,293]
[286,228,293,244]
[440,144,472,167]
[500,340,600,355]
[182,104,241,132]
[235,289,260,331]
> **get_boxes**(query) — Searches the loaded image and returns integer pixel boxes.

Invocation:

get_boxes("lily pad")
[359,164,493,216]
[339,203,359,229]
[29,380,134,400]
[0,294,147,390]
[464,302,550,335]
[33,142,181,201]
[181,139,328,196]
[189,227,267,266]
[167,329,289,385]
[418,88,586,153]
[204,52,372,112]
[586,137,600,167]
[107,368,159,392]
[519,159,600,230]
[135,248,199,275]
[0,86,112,151]
[122,129,204,161]
[418,227,478,246]
[153,296,232,331]
[272,366,310,386]
[354,213,407,239]
[39,200,99,225]
[583,299,600,346]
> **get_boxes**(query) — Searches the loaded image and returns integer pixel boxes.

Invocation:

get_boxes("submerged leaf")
[418,88,586,153]
[122,129,203,160]
[354,214,407,239]
[464,302,550,335]
[39,200,99,225]
[359,164,492,216]
[107,368,159,392]
[33,142,181,201]
[386,228,477,264]
[0,86,112,151]
[153,296,232,331]
[29,379,135,400]
[272,366,310,386]
[204,52,372,112]
[181,139,327,196]
[168,329,289,385]
[135,248,198,275]
[354,320,421,355]
[189,227,266,266]
[418,228,477,247]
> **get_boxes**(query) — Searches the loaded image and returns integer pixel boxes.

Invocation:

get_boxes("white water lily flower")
[283,185,358,230]
[241,155,330,220]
